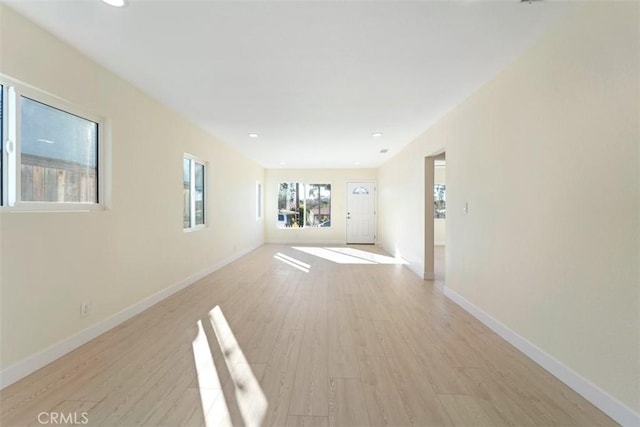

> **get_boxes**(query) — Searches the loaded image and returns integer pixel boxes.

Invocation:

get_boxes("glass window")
[352,186,369,195]
[277,182,303,228]
[277,182,331,228]
[256,182,262,220]
[305,184,331,227]
[0,79,106,210]
[183,155,206,230]
[434,184,446,219]
[183,158,191,228]
[0,85,3,204]
[20,97,98,203]
[195,162,205,226]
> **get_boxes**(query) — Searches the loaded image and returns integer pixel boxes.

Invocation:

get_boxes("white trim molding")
[0,242,263,390]
[444,286,640,427]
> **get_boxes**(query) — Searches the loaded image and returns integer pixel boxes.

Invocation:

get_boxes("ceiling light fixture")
[248,133,259,138]
[372,132,383,138]
[100,0,126,7]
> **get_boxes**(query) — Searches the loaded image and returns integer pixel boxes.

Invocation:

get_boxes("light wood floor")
[1,245,615,426]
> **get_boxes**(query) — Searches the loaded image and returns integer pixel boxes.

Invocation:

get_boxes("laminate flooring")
[0,245,616,426]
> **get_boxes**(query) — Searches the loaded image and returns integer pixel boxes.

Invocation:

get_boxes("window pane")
[257,183,262,219]
[195,162,204,226]
[352,186,368,195]
[20,97,98,203]
[434,184,446,219]
[0,85,3,204]
[305,183,331,227]
[183,158,191,228]
[277,182,303,228]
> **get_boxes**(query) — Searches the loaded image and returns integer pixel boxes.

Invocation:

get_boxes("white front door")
[346,182,376,244]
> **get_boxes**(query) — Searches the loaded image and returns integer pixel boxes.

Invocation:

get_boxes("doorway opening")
[424,152,446,280]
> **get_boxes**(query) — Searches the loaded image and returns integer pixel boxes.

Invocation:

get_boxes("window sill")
[184,225,207,233]
[277,227,333,230]
[0,203,106,213]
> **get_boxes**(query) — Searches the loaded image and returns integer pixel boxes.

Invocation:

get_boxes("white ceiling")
[4,0,570,169]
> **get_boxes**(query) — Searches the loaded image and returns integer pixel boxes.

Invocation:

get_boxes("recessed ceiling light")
[355,161,361,166]
[380,148,389,154]
[248,133,259,138]
[279,161,286,166]
[100,0,126,7]
[372,132,383,138]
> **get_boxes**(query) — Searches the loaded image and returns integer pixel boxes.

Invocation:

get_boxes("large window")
[183,154,206,230]
[0,78,104,209]
[277,182,331,228]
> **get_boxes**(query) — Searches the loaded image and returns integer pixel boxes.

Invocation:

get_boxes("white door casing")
[346,182,376,244]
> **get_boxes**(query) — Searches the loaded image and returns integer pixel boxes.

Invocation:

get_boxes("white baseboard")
[0,242,263,390]
[444,286,640,427]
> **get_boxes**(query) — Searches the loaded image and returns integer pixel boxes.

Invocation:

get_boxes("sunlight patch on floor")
[292,247,374,264]
[192,306,268,427]
[326,247,408,264]
[292,246,407,265]
[210,306,268,427]
[274,252,310,272]
[191,320,230,426]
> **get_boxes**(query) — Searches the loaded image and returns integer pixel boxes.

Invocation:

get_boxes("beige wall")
[379,2,639,413]
[265,168,377,244]
[0,7,264,370]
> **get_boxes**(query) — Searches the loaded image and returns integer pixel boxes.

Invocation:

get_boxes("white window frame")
[183,153,207,232]
[0,75,107,212]
[256,181,262,221]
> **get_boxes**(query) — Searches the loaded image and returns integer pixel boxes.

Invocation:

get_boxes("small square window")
[0,78,106,210]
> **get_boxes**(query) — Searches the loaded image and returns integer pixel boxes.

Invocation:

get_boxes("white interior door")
[346,182,376,244]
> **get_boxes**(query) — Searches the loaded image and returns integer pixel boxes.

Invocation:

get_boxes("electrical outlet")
[80,301,91,318]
